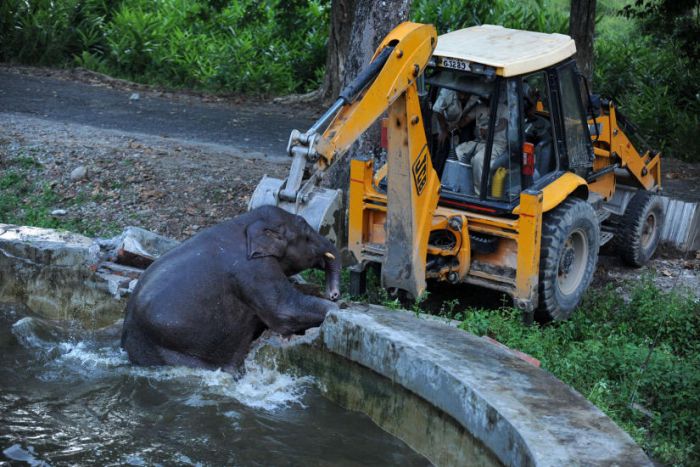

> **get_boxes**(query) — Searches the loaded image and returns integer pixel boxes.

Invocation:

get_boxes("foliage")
[0,0,329,95]
[0,0,117,66]
[411,0,568,34]
[594,30,700,162]
[456,281,700,466]
[621,0,700,62]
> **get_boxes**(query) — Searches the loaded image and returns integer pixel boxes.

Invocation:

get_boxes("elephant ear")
[246,220,287,259]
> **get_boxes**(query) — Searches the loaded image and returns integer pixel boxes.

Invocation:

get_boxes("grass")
[302,267,699,465]
[0,154,120,237]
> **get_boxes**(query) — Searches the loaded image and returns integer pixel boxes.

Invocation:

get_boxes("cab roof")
[433,25,576,77]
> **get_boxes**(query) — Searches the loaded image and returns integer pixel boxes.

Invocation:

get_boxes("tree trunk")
[319,0,412,183]
[319,0,412,256]
[322,0,413,103]
[569,0,597,84]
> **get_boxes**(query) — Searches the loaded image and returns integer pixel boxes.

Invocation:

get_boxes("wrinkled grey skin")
[120,206,341,370]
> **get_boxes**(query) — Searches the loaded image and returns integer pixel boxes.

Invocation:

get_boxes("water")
[0,303,429,466]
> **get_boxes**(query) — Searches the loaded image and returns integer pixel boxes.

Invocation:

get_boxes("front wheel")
[537,198,600,321]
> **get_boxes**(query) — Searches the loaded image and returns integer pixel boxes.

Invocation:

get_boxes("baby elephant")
[120,206,341,370]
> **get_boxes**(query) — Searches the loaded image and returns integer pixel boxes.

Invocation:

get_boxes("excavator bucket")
[248,175,343,246]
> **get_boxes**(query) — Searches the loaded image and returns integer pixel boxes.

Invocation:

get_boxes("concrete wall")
[0,224,124,326]
[319,305,651,467]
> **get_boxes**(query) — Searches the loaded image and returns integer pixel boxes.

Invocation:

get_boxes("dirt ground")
[0,115,288,239]
[0,65,698,298]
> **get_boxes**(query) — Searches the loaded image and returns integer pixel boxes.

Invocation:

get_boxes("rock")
[70,165,87,181]
[116,235,156,268]
[51,209,67,217]
[94,226,180,268]
[129,92,140,101]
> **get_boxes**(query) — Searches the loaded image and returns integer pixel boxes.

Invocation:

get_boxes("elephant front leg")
[244,280,337,336]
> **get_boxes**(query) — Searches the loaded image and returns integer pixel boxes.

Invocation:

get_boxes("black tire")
[537,198,600,321]
[614,191,664,267]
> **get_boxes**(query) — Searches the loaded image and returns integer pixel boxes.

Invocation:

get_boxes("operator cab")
[422,25,594,215]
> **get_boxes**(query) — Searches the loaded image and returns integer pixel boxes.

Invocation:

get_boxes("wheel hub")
[641,213,656,248]
[560,246,575,274]
[557,229,588,296]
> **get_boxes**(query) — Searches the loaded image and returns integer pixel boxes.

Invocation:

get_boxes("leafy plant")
[454,281,700,465]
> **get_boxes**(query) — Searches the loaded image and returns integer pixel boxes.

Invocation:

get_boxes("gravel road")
[0,66,323,239]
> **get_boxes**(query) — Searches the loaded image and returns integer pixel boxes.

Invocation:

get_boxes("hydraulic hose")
[307,45,396,135]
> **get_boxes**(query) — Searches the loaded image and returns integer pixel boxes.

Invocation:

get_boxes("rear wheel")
[537,198,600,321]
[614,191,664,267]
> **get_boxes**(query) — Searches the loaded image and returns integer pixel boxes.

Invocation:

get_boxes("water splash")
[2,443,50,467]
[10,316,313,411]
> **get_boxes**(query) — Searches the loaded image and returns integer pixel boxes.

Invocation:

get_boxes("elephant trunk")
[323,251,341,301]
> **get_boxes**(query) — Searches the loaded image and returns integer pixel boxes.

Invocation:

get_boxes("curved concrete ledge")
[320,305,651,467]
[255,331,501,466]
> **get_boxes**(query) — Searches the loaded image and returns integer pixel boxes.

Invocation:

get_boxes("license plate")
[438,57,470,71]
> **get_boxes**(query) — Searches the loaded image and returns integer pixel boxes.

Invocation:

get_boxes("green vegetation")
[0,0,328,95]
[457,282,699,466]
[0,0,697,159]
[411,0,569,35]
[0,153,119,237]
[300,266,699,465]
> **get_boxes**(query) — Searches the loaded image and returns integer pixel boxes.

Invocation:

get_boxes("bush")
[457,280,700,465]
[595,34,700,162]
[0,0,329,95]
[0,0,116,65]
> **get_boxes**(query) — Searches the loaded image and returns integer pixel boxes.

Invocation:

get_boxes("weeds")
[455,281,699,465]
[0,0,329,96]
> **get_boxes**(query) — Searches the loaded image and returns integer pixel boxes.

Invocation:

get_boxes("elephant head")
[245,207,341,301]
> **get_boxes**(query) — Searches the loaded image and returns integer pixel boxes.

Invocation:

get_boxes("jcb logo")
[412,145,428,196]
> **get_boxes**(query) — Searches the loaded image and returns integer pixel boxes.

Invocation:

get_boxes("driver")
[433,88,481,147]
[454,91,509,195]
[433,88,464,147]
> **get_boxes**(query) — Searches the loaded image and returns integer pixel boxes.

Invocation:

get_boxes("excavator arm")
[249,22,439,298]
[314,23,437,165]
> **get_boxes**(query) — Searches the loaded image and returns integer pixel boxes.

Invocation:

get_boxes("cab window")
[522,71,557,180]
[425,70,521,202]
[558,63,592,169]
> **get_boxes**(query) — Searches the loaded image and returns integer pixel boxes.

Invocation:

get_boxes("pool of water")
[0,303,429,466]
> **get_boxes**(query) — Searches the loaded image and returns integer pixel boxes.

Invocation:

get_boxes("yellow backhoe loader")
[249,22,664,321]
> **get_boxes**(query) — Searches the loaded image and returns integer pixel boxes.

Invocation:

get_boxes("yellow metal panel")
[514,191,543,311]
[589,172,615,200]
[382,86,440,298]
[512,172,587,215]
[348,159,373,261]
